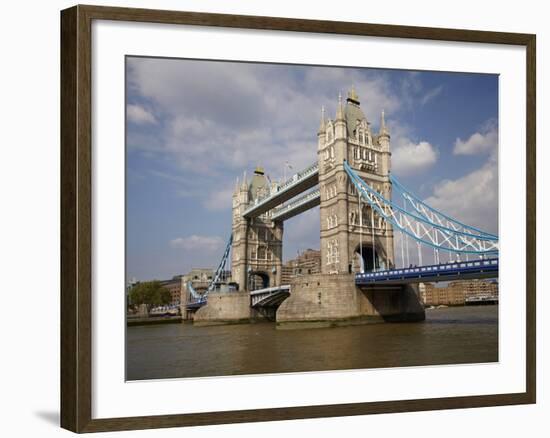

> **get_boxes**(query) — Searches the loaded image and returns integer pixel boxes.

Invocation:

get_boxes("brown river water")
[126,305,498,381]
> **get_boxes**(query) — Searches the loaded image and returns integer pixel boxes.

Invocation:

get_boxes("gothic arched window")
[258,245,266,260]
[333,240,339,263]
[326,122,334,142]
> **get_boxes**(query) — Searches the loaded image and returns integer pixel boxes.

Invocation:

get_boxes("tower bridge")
[183,87,499,327]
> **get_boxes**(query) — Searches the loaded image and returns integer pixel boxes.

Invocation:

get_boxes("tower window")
[258,246,267,260]
[327,240,339,265]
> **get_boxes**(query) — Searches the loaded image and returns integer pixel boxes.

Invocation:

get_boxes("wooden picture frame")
[60,4,536,432]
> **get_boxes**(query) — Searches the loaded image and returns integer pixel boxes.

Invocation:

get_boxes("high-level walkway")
[243,163,318,218]
[271,189,320,221]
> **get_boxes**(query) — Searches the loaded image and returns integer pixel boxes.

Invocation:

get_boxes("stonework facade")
[317,88,394,276]
[231,167,283,291]
[193,292,254,325]
[276,273,425,328]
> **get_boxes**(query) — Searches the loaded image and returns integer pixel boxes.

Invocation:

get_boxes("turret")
[378,110,390,148]
[334,92,347,140]
[378,110,391,175]
[317,106,326,149]
[239,171,249,205]
[241,171,248,190]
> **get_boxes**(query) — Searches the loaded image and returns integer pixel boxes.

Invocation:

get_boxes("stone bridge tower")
[231,167,283,291]
[317,88,395,275]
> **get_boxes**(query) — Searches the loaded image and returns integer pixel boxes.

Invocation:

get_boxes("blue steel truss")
[390,174,498,239]
[187,234,233,305]
[344,161,498,255]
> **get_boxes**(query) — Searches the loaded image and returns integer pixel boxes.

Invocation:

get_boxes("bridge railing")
[250,285,291,307]
[250,284,291,295]
[356,258,498,284]
[277,162,319,192]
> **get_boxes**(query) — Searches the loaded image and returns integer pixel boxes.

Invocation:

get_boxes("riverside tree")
[129,280,172,311]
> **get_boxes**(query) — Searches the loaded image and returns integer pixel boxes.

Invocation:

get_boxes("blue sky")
[126,57,498,281]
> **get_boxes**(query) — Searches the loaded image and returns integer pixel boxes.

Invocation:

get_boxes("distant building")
[180,268,214,291]
[281,249,322,284]
[453,279,499,300]
[179,268,216,302]
[420,279,499,306]
[159,275,184,305]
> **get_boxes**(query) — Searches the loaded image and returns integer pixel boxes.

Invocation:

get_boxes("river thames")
[126,305,498,381]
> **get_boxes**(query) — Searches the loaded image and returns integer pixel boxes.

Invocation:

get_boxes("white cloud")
[169,235,224,251]
[420,85,443,105]
[126,57,402,183]
[127,104,157,125]
[391,139,438,176]
[397,73,443,109]
[424,158,498,234]
[454,120,498,155]
[202,185,235,211]
[417,118,499,234]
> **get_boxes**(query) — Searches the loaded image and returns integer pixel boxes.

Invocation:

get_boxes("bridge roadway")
[355,258,498,286]
[250,284,291,307]
[187,259,498,310]
[186,298,206,310]
[243,163,318,219]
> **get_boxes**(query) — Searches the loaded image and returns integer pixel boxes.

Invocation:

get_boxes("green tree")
[129,281,172,311]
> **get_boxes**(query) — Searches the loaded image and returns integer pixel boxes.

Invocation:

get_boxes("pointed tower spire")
[234,177,240,193]
[379,109,390,137]
[336,92,344,121]
[241,170,248,190]
[318,105,326,133]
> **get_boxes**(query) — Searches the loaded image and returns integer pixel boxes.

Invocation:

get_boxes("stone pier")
[193,291,263,326]
[276,273,425,329]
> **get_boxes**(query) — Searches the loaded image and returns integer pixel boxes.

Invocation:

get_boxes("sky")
[126,56,498,281]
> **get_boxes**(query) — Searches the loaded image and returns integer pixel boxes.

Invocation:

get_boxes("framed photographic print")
[60,4,536,433]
